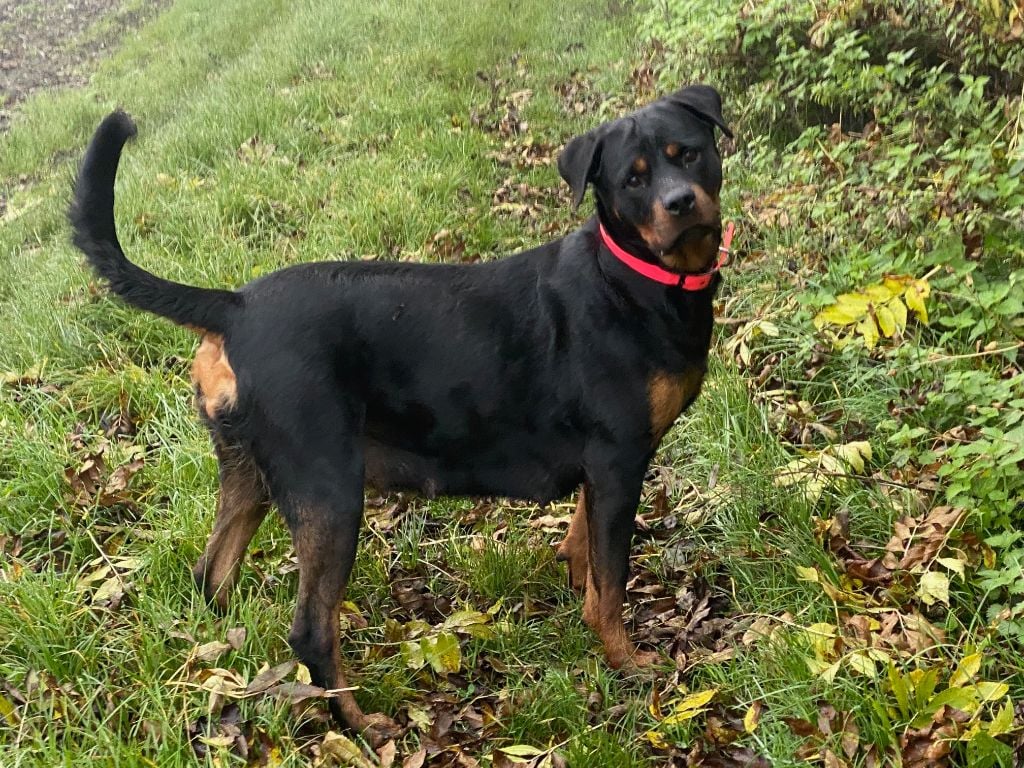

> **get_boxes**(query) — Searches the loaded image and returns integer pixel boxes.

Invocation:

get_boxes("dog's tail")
[70,111,241,335]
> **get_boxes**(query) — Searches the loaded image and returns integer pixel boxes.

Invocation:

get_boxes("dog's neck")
[591,211,728,293]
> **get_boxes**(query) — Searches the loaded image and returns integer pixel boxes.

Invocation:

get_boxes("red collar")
[598,221,734,291]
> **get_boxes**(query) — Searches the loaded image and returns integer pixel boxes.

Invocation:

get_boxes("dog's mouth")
[656,223,721,273]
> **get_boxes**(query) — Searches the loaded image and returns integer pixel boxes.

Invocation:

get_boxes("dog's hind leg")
[192,442,271,611]
[555,486,590,591]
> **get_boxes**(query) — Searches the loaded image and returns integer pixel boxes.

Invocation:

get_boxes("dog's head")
[559,85,732,274]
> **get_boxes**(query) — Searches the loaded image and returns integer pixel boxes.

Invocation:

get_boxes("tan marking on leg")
[192,334,238,419]
[648,368,706,445]
[555,488,589,591]
[192,454,269,610]
[584,560,658,669]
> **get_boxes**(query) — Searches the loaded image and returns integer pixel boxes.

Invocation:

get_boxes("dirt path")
[0,0,168,131]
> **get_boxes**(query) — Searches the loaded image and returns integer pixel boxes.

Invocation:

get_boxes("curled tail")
[70,110,241,334]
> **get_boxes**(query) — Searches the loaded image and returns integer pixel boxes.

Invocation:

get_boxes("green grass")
[2,0,1021,765]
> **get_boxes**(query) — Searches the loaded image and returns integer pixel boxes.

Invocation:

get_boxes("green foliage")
[646,0,1023,535]
[641,0,1024,763]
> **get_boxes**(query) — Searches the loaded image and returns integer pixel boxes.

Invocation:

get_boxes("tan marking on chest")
[647,368,706,444]
[192,334,238,419]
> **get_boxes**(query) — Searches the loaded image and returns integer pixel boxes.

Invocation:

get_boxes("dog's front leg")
[579,456,661,669]
[273,397,401,748]
[284,481,402,747]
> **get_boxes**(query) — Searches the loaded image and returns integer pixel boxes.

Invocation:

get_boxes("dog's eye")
[625,174,643,189]
[682,148,700,164]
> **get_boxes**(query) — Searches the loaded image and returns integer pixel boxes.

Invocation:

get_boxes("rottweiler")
[69,84,732,744]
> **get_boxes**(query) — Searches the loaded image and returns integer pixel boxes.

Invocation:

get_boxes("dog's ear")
[669,84,733,139]
[558,129,604,210]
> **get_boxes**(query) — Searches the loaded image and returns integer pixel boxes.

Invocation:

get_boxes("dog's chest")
[647,367,706,445]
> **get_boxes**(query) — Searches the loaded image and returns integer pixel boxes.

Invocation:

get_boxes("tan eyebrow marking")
[665,143,680,158]
[631,157,648,174]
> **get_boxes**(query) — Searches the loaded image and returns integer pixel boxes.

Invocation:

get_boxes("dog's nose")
[662,187,696,216]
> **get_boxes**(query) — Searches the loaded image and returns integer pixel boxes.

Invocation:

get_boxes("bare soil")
[0,0,167,131]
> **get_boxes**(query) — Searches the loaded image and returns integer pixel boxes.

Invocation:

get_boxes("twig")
[927,342,1023,362]
[774,468,938,493]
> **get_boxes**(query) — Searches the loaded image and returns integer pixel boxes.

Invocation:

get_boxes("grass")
[2,0,1021,766]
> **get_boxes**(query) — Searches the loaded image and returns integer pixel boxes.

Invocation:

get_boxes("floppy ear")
[558,129,603,210]
[669,84,733,139]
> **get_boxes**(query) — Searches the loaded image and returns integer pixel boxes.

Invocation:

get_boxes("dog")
[70,84,732,744]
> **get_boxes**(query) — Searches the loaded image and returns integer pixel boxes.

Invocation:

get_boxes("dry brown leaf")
[378,739,397,768]
[194,641,233,663]
[226,627,246,650]
[244,660,297,695]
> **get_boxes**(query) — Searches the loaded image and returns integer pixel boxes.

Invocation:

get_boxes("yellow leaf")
[796,565,820,582]
[0,694,17,726]
[937,556,967,580]
[814,294,871,328]
[886,296,908,331]
[806,658,842,682]
[950,653,982,688]
[972,681,1009,703]
[806,623,838,665]
[904,282,929,324]
[320,731,376,768]
[867,648,892,664]
[875,304,898,337]
[499,744,546,760]
[645,730,670,749]
[856,317,879,349]
[818,452,846,476]
[661,688,717,725]
[834,441,872,473]
[864,282,900,303]
[199,735,236,748]
[989,700,1014,736]
[882,275,912,294]
[917,571,949,606]
[846,650,878,678]
[744,702,763,733]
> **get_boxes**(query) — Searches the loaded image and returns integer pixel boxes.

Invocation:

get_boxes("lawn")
[1,0,1022,766]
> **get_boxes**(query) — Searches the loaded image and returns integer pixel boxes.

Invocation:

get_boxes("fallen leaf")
[244,660,297,695]
[226,627,246,650]
[744,701,763,733]
[402,746,427,768]
[917,571,950,607]
[318,731,375,767]
[194,641,233,663]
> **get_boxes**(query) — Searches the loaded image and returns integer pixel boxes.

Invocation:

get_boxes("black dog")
[70,85,731,744]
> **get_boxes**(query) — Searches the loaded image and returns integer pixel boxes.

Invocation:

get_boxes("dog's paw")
[191,563,231,613]
[606,646,665,672]
[360,713,403,749]
[622,649,662,670]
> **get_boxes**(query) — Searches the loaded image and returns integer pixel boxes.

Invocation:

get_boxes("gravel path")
[0,0,167,131]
